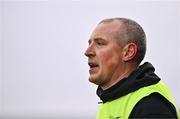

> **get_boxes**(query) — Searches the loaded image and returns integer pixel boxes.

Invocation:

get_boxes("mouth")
[88,62,99,74]
[88,62,99,68]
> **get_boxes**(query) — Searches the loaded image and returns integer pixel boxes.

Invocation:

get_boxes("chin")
[89,77,99,85]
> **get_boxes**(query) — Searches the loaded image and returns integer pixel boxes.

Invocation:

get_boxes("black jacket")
[97,62,178,118]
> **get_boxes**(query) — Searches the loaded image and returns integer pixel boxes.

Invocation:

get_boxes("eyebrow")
[88,37,107,43]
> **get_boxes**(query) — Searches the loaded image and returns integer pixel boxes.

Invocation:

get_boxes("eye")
[97,41,104,45]
[95,39,107,46]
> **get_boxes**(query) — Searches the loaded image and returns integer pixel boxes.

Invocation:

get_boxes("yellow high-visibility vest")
[96,82,180,119]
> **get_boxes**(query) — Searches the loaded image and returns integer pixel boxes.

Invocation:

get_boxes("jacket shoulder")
[129,92,178,118]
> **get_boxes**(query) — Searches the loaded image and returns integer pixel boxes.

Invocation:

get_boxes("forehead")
[90,20,123,40]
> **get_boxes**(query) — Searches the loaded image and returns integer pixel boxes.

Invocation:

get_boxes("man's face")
[84,21,125,88]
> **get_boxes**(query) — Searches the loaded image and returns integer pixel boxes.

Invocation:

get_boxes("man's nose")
[84,45,95,57]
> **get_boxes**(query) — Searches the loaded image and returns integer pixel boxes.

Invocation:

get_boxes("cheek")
[98,50,120,68]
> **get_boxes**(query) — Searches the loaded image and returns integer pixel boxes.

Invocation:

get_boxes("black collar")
[96,62,160,103]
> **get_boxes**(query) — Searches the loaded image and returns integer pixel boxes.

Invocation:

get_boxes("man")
[84,17,180,119]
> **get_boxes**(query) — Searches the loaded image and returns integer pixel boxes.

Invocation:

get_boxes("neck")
[101,62,138,90]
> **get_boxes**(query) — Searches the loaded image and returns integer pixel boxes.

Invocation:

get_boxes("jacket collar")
[96,62,160,103]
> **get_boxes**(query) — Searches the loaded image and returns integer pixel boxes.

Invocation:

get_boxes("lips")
[88,62,98,68]
[88,61,99,74]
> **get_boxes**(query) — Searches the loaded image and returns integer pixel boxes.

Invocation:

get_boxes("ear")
[122,43,137,61]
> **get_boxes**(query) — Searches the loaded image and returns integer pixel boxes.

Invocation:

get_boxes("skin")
[84,20,138,90]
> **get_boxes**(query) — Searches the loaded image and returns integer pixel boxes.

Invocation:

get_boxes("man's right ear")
[122,43,137,61]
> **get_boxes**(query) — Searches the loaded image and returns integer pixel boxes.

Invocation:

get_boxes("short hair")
[99,17,146,64]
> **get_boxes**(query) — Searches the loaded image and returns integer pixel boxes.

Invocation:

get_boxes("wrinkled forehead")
[90,20,124,39]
